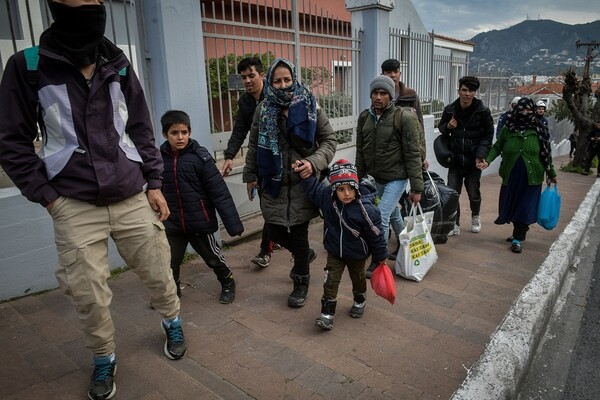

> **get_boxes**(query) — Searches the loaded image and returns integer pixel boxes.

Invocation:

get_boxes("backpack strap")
[393,106,404,140]
[23,46,40,90]
[357,109,369,133]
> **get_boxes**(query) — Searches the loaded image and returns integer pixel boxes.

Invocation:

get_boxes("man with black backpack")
[355,75,424,278]
[0,1,186,399]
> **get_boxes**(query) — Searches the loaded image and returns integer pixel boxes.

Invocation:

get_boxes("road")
[517,201,600,400]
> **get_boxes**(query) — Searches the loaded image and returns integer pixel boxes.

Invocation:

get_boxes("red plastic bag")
[370,262,396,304]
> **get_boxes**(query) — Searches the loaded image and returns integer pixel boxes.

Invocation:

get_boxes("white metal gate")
[200,0,361,159]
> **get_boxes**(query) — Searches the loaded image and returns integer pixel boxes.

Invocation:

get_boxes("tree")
[561,68,600,166]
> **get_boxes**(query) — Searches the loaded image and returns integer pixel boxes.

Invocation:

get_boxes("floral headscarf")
[506,97,552,172]
[257,58,317,197]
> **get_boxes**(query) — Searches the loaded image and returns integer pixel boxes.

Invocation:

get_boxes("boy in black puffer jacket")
[160,110,244,303]
[297,159,388,330]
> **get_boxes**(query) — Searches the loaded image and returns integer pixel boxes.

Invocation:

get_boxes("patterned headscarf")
[506,97,552,172]
[257,58,317,197]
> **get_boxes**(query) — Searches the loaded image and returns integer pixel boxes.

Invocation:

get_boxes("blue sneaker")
[511,239,522,253]
[88,355,116,400]
[161,317,187,360]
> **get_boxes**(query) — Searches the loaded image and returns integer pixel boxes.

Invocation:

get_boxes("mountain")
[468,19,600,76]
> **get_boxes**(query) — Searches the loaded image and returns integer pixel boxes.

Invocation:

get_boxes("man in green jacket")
[356,75,424,277]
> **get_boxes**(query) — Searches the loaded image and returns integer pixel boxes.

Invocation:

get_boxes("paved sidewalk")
[0,156,595,400]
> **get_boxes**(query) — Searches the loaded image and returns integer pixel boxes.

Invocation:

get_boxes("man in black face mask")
[0,1,187,399]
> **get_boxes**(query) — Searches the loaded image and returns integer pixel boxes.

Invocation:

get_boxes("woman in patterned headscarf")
[479,97,558,253]
[243,58,337,307]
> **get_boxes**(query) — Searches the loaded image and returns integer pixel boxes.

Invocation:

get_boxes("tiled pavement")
[0,156,595,400]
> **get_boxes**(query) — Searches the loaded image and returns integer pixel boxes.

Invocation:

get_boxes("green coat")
[485,127,557,186]
[355,106,424,193]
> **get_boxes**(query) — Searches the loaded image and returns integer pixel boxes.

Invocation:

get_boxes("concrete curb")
[451,179,600,400]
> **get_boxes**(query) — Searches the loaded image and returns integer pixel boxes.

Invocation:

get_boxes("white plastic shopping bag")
[395,203,438,282]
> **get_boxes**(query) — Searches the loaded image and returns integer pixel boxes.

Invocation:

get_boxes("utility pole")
[576,40,599,78]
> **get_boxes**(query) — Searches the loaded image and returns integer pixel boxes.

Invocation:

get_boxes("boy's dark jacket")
[160,139,243,236]
[300,175,387,262]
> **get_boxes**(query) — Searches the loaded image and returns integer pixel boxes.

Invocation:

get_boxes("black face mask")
[49,2,106,66]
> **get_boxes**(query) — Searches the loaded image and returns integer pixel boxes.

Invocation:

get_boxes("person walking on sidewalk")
[438,76,494,236]
[160,110,243,303]
[297,159,387,330]
[569,130,577,159]
[355,75,423,278]
[496,96,521,139]
[0,1,187,399]
[380,58,424,127]
[479,97,558,253]
[220,57,280,268]
[380,59,428,260]
[243,58,337,308]
[581,120,600,177]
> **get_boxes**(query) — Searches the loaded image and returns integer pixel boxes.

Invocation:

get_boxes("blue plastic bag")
[537,184,561,230]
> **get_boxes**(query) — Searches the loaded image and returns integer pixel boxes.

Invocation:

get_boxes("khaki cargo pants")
[49,192,179,356]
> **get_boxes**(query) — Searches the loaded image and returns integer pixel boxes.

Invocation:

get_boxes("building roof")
[515,82,600,97]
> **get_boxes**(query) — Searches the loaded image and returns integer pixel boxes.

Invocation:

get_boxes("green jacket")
[355,106,424,193]
[486,127,557,186]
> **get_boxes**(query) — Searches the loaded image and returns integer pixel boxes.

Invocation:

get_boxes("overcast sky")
[412,0,600,40]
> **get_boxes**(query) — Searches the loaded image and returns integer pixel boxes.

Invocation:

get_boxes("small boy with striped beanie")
[296,159,388,330]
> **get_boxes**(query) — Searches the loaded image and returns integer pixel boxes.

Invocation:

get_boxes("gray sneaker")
[448,224,461,236]
[349,301,365,318]
[471,216,481,233]
[251,251,271,268]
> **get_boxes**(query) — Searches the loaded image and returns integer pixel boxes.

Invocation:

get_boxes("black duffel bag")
[400,170,458,244]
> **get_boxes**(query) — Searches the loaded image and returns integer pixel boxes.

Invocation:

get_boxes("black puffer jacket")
[300,175,387,262]
[223,90,264,160]
[438,98,494,167]
[160,139,243,236]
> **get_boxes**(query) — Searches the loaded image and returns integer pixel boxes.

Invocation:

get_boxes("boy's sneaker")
[315,314,334,330]
[448,224,461,236]
[252,251,271,268]
[161,317,187,360]
[88,355,116,400]
[272,242,282,252]
[471,216,481,233]
[349,301,366,318]
[219,279,236,304]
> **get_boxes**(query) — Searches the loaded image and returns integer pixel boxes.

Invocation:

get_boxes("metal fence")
[201,0,361,158]
[389,26,434,103]
[1,0,529,168]
[0,0,142,188]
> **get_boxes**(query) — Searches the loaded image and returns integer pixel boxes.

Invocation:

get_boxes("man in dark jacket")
[381,58,424,126]
[0,1,186,399]
[581,120,600,177]
[356,75,423,278]
[438,76,494,236]
[220,57,281,268]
